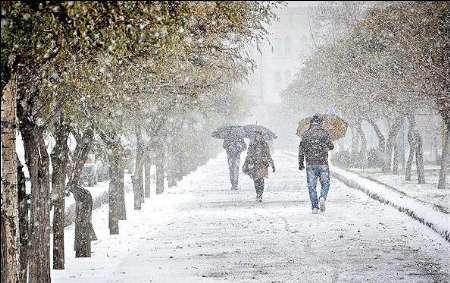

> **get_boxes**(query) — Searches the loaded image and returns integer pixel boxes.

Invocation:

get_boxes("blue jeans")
[306,165,330,209]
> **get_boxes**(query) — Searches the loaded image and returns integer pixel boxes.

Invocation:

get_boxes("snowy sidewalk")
[53,151,450,282]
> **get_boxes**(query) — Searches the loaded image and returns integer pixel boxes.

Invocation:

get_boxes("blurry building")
[243,2,317,105]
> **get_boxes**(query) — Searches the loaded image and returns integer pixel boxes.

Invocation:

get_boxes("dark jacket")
[299,125,334,167]
[223,137,246,156]
[243,140,274,179]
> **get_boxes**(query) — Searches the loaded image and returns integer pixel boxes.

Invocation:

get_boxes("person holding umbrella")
[212,126,247,191]
[223,135,247,190]
[243,130,275,202]
[298,114,335,214]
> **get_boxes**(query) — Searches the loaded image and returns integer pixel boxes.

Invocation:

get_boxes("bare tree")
[1,74,20,283]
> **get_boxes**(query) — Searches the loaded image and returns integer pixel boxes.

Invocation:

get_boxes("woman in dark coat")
[243,131,275,202]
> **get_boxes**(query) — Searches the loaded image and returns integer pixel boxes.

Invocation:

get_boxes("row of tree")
[281,1,449,188]
[1,2,279,282]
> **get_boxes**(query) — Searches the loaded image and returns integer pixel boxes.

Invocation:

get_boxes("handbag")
[242,158,255,176]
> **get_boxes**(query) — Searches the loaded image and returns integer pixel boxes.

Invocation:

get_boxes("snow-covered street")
[53,151,450,283]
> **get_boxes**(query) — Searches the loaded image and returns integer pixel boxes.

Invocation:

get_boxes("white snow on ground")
[330,165,450,242]
[53,151,450,282]
[349,167,450,212]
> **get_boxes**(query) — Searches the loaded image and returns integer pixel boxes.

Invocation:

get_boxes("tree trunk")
[1,209,4,282]
[356,120,367,168]
[72,185,96,257]
[438,125,449,189]
[144,159,151,198]
[17,160,28,283]
[168,170,176,188]
[100,130,126,229]
[167,145,178,188]
[415,133,426,184]
[117,164,126,220]
[405,139,416,181]
[67,128,95,257]
[399,122,406,171]
[393,143,399,175]
[434,134,440,163]
[108,156,120,235]
[51,114,69,270]
[16,82,53,282]
[156,145,165,194]
[350,126,360,167]
[1,75,20,282]
[176,152,184,182]
[22,127,51,283]
[107,140,126,233]
[350,126,360,154]
[383,117,403,173]
[365,117,386,152]
[132,126,144,209]
[405,115,417,181]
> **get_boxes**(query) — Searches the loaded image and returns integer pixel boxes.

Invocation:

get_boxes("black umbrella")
[243,124,277,140]
[211,125,246,139]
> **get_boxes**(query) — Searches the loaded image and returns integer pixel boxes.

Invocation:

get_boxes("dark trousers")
[254,178,264,197]
[227,154,240,189]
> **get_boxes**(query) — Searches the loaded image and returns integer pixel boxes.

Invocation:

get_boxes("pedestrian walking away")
[298,114,334,213]
[223,136,247,190]
[243,131,275,202]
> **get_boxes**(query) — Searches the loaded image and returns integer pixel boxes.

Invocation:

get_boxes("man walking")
[223,136,247,190]
[298,114,334,214]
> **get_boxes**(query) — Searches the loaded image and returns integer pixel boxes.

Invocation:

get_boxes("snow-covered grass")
[331,166,450,243]
[52,173,179,281]
[348,167,450,213]
[53,151,450,282]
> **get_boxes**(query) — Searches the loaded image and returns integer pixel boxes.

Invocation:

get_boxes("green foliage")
[1,1,279,159]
